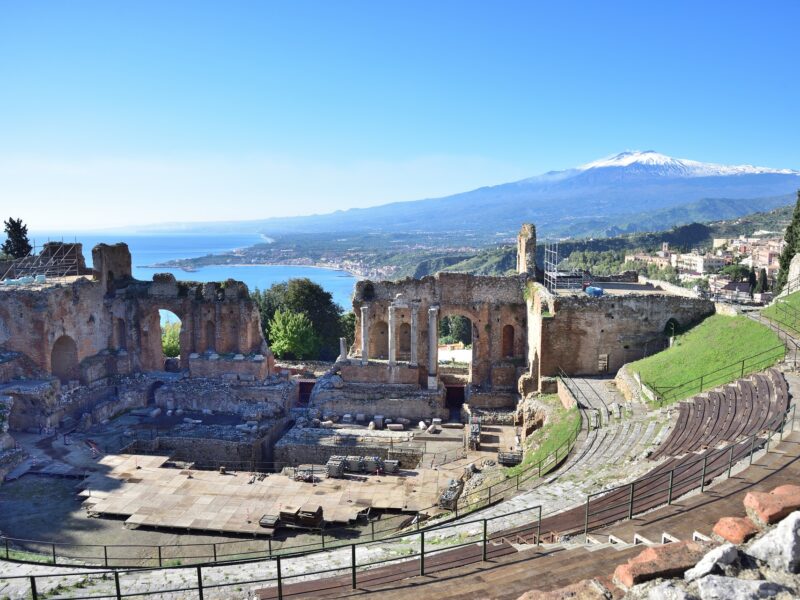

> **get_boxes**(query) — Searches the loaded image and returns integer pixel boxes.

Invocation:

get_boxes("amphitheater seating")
[650,368,790,461]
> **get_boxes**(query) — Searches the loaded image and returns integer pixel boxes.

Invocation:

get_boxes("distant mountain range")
[141,151,800,241]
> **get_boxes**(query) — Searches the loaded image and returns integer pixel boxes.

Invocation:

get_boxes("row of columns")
[358,303,436,387]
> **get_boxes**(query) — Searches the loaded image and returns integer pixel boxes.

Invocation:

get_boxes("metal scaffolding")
[543,242,584,293]
[1,240,84,282]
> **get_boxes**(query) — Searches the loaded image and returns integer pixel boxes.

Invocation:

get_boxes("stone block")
[694,575,788,599]
[744,485,800,526]
[684,543,738,581]
[712,517,760,544]
[613,541,710,588]
[387,423,404,431]
[746,511,800,573]
[233,354,245,361]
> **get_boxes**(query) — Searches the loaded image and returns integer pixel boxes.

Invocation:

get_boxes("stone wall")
[467,390,520,409]
[530,286,715,379]
[350,272,527,390]
[311,381,449,422]
[338,362,420,385]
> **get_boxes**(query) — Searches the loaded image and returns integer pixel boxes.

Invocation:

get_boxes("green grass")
[506,394,581,477]
[629,314,783,404]
[763,292,800,335]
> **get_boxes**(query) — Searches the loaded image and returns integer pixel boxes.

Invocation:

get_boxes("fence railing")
[645,343,788,406]
[582,403,797,539]
[4,403,795,600]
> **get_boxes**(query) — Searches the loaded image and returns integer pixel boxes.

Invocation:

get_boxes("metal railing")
[4,402,796,600]
[582,403,797,540]
[645,343,788,406]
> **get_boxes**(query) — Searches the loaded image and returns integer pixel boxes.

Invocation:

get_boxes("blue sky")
[1,1,799,230]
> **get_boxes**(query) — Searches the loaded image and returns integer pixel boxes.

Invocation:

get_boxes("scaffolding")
[543,242,585,294]
[1,240,85,283]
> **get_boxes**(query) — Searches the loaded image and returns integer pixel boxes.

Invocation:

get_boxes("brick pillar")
[388,305,397,367]
[360,306,369,365]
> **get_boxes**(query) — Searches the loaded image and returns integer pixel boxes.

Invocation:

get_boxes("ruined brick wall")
[351,272,526,389]
[530,287,715,379]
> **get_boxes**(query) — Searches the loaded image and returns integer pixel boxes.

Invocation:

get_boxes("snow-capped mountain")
[578,150,798,177]
[176,151,800,240]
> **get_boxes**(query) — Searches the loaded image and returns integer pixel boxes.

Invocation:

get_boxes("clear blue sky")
[1,1,798,230]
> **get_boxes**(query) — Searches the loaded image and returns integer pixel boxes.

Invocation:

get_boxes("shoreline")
[141,262,364,279]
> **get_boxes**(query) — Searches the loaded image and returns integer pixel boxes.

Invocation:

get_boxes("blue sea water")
[30,232,358,310]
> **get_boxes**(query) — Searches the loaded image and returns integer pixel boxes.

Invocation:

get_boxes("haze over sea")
[31,232,358,310]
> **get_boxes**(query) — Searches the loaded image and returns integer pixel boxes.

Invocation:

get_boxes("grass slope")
[628,315,783,404]
[762,291,800,335]
[506,395,581,477]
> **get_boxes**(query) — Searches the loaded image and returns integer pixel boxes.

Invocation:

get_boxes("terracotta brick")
[712,516,760,544]
[612,541,710,588]
[744,486,800,526]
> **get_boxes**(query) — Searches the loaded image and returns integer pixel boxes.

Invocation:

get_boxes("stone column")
[360,306,370,365]
[410,304,419,367]
[338,337,347,362]
[388,305,397,366]
[427,306,439,390]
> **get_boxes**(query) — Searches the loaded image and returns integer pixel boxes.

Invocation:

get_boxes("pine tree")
[776,190,800,292]
[1,218,32,259]
[755,268,769,294]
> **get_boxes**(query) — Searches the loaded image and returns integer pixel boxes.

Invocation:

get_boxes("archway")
[370,320,389,359]
[51,335,79,383]
[204,320,216,352]
[160,310,183,372]
[502,324,515,358]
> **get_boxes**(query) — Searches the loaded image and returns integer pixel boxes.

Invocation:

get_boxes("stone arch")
[502,324,515,358]
[370,320,389,359]
[664,318,680,337]
[51,335,79,383]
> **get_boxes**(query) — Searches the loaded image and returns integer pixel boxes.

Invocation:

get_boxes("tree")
[253,278,345,360]
[2,218,32,259]
[720,264,751,283]
[776,190,800,292]
[748,266,758,295]
[268,309,319,360]
[340,312,356,352]
[438,315,472,346]
[161,322,181,357]
[755,268,769,294]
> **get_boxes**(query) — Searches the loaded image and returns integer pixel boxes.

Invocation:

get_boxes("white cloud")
[0,153,530,231]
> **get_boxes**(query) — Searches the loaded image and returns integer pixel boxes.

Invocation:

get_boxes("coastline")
[143,261,365,279]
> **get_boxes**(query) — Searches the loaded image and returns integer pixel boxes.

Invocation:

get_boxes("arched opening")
[160,310,183,372]
[664,318,680,337]
[205,320,216,352]
[398,322,411,359]
[147,381,164,406]
[502,324,515,358]
[51,335,79,384]
[115,318,127,350]
[370,320,389,359]
[438,314,474,414]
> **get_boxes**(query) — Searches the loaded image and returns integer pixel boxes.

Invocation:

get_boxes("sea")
[30,232,359,310]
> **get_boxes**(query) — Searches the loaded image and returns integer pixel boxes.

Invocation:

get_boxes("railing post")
[212,543,217,562]
[268,537,273,558]
[196,566,204,600]
[276,555,283,600]
[583,495,590,542]
[482,519,487,561]
[741,359,745,378]
[351,544,357,589]
[727,445,734,478]
[667,470,674,505]
[700,455,708,492]
[321,529,325,549]
[158,545,162,567]
[104,545,109,567]
[766,431,772,453]
[420,531,425,576]
[628,482,635,520]
[29,576,38,600]
[114,570,122,600]
[4,537,8,560]
[537,505,542,546]
[371,520,375,541]
[516,473,520,490]
[749,435,756,465]
[699,375,704,393]
[52,543,57,565]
